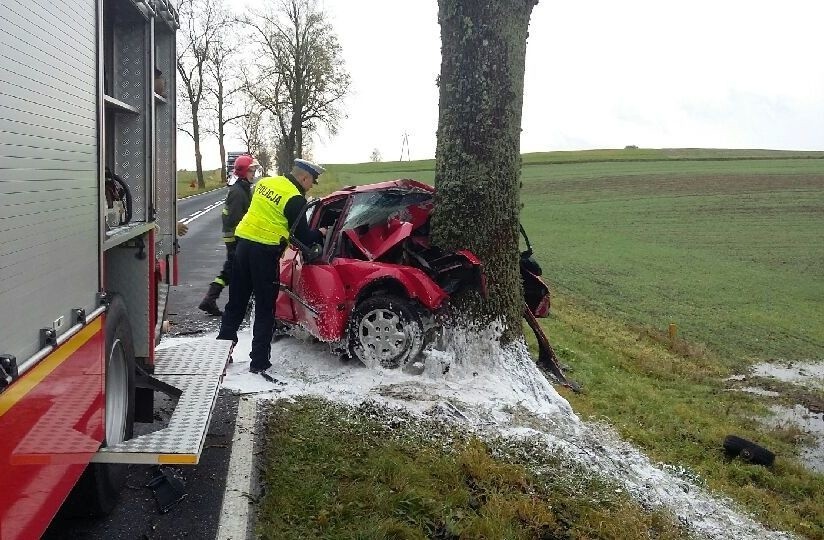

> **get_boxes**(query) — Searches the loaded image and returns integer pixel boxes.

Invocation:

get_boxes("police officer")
[217,158,325,373]
[198,154,259,316]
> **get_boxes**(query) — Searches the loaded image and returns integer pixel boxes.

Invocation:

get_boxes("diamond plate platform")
[10,375,102,465]
[153,339,230,376]
[92,339,232,465]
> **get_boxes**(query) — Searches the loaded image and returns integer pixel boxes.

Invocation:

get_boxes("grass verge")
[540,293,823,539]
[257,398,687,540]
[176,168,225,197]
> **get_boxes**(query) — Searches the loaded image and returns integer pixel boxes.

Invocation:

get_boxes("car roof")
[327,178,434,198]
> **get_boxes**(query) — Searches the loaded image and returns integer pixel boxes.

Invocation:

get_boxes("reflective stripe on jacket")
[234,176,301,245]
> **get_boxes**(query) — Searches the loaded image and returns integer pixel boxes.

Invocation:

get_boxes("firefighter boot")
[198,282,224,316]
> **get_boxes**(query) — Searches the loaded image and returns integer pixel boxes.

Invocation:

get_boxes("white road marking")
[178,186,225,201]
[180,200,223,225]
[216,396,257,540]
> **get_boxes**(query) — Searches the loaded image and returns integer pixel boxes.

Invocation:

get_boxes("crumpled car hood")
[343,218,414,261]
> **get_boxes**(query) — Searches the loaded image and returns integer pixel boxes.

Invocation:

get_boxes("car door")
[287,198,348,341]
[276,199,319,324]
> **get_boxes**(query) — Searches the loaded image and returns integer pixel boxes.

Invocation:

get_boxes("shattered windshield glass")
[341,189,432,231]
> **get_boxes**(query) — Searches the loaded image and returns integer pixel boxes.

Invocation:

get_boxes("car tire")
[64,295,136,516]
[723,435,775,466]
[348,295,424,370]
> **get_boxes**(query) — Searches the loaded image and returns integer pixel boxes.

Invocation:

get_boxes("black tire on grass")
[723,435,775,466]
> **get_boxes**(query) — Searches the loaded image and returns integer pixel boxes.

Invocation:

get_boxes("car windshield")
[341,188,432,231]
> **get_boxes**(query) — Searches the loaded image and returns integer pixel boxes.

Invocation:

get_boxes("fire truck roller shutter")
[63,295,136,516]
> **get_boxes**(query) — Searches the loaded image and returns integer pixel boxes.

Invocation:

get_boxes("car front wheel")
[348,295,424,370]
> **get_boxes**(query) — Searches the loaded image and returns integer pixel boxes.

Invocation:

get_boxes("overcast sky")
[177,0,824,170]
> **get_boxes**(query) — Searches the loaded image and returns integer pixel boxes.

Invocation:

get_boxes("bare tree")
[205,20,246,183]
[238,100,266,155]
[369,148,382,162]
[431,0,538,341]
[177,0,225,188]
[255,147,273,175]
[235,101,275,174]
[242,0,350,173]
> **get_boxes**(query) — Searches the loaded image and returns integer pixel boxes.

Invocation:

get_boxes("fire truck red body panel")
[0,320,105,539]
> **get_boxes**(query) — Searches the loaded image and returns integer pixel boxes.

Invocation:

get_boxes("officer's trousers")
[218,238,283,370]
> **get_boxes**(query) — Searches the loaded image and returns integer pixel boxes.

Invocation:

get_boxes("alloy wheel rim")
[358,308,408,366]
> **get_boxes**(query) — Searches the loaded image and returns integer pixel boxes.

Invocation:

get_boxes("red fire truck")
[0,1,230,538]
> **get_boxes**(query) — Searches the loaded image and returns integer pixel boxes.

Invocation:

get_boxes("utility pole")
[399,131,410,161]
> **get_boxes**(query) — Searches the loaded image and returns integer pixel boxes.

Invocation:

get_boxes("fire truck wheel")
[348,295,424,370]
[66,295,136,516]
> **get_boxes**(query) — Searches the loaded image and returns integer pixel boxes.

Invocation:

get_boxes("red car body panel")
[329,178,434,197]
[0,319,104,540]
[344,220,414,260]
[277,252,451,342]
[332,259,449,311]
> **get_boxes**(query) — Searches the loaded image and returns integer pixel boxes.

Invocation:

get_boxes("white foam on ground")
[166,328,795,540]
[751,361,824,390]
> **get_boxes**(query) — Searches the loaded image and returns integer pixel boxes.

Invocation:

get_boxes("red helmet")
[233,154,258,176]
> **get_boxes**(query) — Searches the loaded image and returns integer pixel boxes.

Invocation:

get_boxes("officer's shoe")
[250,362,272,375]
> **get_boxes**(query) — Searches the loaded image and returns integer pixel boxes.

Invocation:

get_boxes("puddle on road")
[764,403,824,474]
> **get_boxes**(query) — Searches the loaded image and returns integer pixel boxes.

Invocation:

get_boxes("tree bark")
[192,105,205,188]
[432,0,537,342]
[217,125,226,183]
[216,77,227,183]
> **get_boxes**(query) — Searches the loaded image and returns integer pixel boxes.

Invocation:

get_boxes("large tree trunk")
[217,129,227,183]
[192,106,205,188]
[277,135,295,175]
[432,0,537,342]
[216,79,227,183]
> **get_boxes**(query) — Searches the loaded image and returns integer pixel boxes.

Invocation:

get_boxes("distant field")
[176,169,224,197]
[323,150,824,365]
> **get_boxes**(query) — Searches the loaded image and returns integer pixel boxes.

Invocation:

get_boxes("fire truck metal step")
[91,339,232,465]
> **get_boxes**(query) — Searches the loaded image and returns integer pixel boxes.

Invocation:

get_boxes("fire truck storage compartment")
[103,0,154,235]
[101,0,179,365]
[0,0,100,366]
[102,0,178,257]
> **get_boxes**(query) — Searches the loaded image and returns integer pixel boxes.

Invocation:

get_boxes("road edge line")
[216,396,257,540]
[178,186,225,201]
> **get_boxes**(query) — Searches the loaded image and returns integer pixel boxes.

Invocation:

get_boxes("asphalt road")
[45,188,240,540]
[173,187,232,336]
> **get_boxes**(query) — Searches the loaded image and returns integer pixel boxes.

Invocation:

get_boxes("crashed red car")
[275,179,551,371]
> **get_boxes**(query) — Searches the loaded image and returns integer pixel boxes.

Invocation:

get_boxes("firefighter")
[217,158,326,373]
[198,154,260,316]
